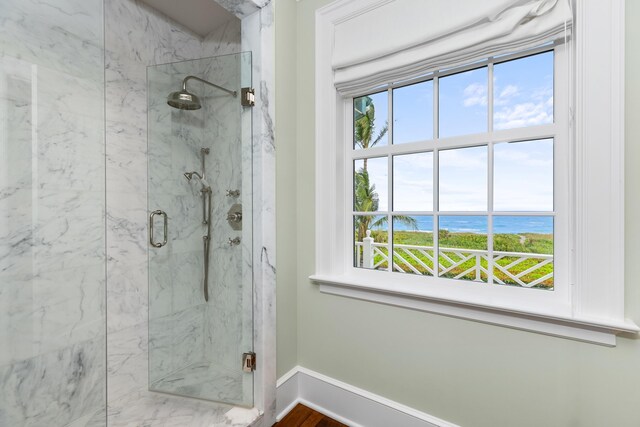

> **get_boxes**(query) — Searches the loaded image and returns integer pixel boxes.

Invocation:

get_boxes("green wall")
[275,1,640,425]
[275,0,299,376]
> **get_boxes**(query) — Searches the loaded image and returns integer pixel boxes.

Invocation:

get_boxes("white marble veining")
[0,337,106,427]
[242,2,277,423]
[203,19,242,57]
[106,323,148,405]
[150,361,244,403]
[107,389,260,427]
[0,0,106,425]
[215,0,262,19]
[0,264,104,367]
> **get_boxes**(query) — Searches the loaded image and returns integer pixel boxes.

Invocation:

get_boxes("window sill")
[309,274,639,346]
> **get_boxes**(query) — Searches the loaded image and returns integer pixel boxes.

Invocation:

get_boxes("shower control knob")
[226,204,242,231]
[228,237,241,246]
[227,212,242,223]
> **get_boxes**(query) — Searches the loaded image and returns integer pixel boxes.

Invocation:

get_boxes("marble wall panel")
[105,4,204,413]
[149,305,206,384]
[0,0,103,81]
[107,259,148,333]
[242,2,277,421]
[0,264,104,367]
[0,337,105,427]
[106,323,148,404]
[0,0,106,424]
[200,51,248,376]
[202,20,242,57]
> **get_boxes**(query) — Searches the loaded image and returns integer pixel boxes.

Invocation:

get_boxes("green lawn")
[359,231,553,289]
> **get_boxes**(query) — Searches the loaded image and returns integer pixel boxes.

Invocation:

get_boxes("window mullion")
[488,143,494,286]
[387,86,393,273]
[434,148,440,279]
[487,62,494,285]
[433,75,440,279]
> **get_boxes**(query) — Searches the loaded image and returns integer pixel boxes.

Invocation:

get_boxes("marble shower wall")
[241,3,277,424]
[147,59,208,385]
[146,50,255,409]
[0,0,106,425]
[105,0,255,419]
[105,0,204,409]
[201,52,252,376]
[0,0,273,423]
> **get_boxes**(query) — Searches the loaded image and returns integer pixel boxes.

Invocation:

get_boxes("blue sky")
[355,51,554,214]
[393,80,433,143]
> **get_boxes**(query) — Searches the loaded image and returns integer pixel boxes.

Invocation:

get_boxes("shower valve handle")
[228,237,241,246]
[227,212,242,223]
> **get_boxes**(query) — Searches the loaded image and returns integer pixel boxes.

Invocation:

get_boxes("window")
[313,0,636,346]
[352,50,559,291]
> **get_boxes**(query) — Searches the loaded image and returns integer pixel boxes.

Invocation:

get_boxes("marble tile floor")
[150,361,245,404]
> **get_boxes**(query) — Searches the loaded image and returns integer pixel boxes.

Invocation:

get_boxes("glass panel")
[0,1,106,425]
[438,146,488,211]
[393,80,433,144]
[494,139,553,211]
[494,51,554,130]
[393,152,433,211]
[438,216,488,282]
[147,52,253,406]
[493,216,554,289]
[354,91,389,149]
[439,67,488,138]
[393,216,434,276]
[354,157,388,212]
[354,215,388,270]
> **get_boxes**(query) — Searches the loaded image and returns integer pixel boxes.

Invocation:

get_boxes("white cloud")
[439,147,488,211]
[494,84,519,106]
[462,83,487,107]
[494,96,553,130]
[493,140,553,168]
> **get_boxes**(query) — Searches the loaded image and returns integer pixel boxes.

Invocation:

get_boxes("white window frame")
[348,46,566,300]
[310,0,638,346]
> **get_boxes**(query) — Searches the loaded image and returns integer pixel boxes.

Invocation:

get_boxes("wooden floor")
[274,404,348,427]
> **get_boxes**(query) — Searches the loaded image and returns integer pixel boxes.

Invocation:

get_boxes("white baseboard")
[276,366,458,427]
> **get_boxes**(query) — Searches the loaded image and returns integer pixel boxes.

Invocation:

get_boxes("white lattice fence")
[356,240,553,287]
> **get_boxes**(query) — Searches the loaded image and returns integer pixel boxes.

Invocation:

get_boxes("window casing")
[312,0,638,346]
[344,44,570,314]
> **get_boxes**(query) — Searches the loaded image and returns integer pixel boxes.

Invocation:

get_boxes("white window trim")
[311,0,638,346]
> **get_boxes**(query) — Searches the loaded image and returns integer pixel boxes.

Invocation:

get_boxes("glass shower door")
[147,52,253,406]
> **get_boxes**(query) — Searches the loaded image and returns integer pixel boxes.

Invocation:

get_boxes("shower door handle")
[149,210,168,248]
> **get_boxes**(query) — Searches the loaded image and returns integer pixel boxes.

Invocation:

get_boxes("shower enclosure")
[147,52,254,406]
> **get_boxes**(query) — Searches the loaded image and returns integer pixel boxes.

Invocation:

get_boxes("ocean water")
[392,215,553,234]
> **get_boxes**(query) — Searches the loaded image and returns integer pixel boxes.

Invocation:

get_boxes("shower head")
[168,89,202,110]
[183,171,202,181]
[184,171,210,188]
[167,75,237,111]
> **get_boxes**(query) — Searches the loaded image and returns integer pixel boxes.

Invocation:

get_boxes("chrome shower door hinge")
[242,352,256,372]
[241,87,255,107]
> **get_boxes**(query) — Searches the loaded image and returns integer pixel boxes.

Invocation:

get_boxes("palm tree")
[354,96,388,170]
[354,168,418,242]
[354,167,383,242]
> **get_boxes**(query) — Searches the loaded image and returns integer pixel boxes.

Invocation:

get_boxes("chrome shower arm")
[183,75,237,97]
